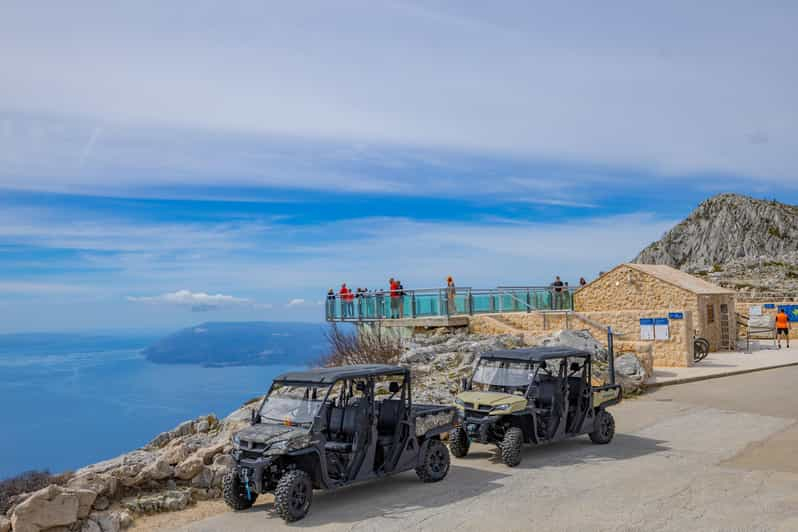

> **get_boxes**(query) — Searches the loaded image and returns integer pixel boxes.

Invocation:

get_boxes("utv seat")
[533,377,563,409]
[324,399,369,453]
[376,400,403,445]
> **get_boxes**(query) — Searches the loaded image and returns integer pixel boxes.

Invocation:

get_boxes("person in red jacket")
[340,283,354,318]
[389,278,400,318]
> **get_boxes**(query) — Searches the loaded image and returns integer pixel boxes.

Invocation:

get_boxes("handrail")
[325,285,578,322]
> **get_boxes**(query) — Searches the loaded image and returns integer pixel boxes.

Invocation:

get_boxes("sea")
[0,333,303,479]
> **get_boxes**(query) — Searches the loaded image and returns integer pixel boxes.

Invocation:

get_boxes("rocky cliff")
[1,327,642,532]
[634,193,798,297]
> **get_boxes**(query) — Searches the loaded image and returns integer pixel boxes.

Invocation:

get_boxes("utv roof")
[479,346,592,363]
[275,364,408,384]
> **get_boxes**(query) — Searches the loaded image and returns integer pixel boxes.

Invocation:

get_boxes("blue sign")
[639,318,654,325]
[654,318,669,325]
[764,304,776,309]
[778,305,798,322]
[668,312,684,320]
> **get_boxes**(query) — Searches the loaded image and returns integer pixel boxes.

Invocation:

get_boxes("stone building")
[575,263,737,353]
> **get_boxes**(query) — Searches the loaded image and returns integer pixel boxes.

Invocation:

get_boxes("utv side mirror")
[389,381,400,394]
[249,408,261,425]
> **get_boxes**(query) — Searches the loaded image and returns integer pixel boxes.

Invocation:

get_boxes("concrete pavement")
[150,365,798,532]
[646,343,798,387]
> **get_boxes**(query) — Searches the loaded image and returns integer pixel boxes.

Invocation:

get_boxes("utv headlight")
[492,404,511,411]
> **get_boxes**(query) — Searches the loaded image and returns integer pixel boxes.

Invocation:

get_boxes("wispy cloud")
[127,289,255,312]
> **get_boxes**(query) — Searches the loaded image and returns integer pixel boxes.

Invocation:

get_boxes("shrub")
[320,324,403,367]
[0,470,73,514]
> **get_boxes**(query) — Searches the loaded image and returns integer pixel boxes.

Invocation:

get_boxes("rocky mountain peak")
[634,193,798,297]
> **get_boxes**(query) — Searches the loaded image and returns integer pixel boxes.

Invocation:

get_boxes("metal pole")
[468,289,473,315]
[607,326,616,386]
[411,292,416,318]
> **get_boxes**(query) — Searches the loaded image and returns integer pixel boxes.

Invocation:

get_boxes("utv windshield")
[472,359,532,392]
[260,382,331,426]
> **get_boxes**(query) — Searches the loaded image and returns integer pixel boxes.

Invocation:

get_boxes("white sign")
[640,318,654,340]
[654,318,670,340]
[749,306,763,317]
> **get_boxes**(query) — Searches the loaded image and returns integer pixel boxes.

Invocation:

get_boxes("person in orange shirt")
[388,277,400,318]
[776,308,790,349]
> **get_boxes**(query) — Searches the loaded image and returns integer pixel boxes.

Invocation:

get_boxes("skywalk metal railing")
[325,286,577,322]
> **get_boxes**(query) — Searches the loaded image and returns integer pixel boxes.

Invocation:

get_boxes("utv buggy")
[450,346,621,467]
[223,364,456,522]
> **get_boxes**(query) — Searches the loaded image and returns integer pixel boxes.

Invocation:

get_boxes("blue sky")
[1,1,796,332]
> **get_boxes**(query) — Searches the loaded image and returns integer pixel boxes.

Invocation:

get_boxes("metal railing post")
[526,290,531,313]
[468,289,473,315]
[411,292,416,318]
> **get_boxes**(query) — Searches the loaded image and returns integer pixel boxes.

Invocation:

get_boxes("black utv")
[223,364,457,522]
[450,346,621,467]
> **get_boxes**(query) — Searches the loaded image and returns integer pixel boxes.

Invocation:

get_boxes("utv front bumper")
[233,455,275,494]
[462,414,500,444]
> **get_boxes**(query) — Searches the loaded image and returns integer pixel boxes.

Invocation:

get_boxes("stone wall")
[735,301,798,340]
[574,266,695,312]
[469,309,693,367]
[574,265,735,352]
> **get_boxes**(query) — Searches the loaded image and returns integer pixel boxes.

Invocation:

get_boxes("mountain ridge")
[634,193,798,297]
[143,321,327,367]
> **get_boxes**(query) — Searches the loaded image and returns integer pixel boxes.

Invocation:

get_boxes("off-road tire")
[274,470,313,522]
[223,470,256,510]
[415,439,450,482]
[449,427,470,458]
[590,409,616,444]
[500,426,523,467]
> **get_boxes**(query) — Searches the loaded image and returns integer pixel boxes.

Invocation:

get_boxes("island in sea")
[143,321,329,367]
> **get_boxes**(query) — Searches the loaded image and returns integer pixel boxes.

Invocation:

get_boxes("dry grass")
[320,324,403,367]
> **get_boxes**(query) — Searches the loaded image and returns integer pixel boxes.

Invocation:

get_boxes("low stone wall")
[470,310,693,367]
[736,301,798,340]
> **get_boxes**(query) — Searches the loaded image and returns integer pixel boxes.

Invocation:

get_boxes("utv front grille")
[464,410,489,419]
[463,402,475,409]
[477,405,493,412]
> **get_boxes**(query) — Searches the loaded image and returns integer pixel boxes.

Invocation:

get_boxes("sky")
[0,1,796,332]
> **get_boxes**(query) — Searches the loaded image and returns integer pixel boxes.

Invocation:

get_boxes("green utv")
[223,365,457,522]
[450,346,621,467]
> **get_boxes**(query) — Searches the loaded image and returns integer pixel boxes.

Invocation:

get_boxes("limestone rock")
[190,467,213,489]
[75,489,98,519]
[161,442,191,466]
[635,194,798,297]
[118,511,133,529]
[135,458,174,483]
[10,485,80,532]
[0,516,10,532]
[90,511,121,532]
[174,455,204,480]
[122,490,192,514]
[93,497,110,512]
[81,519,102,532]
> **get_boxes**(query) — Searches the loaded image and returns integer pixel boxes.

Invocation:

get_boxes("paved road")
[165,368,798,532]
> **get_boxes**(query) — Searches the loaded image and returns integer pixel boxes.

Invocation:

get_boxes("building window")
[707,304,715,323]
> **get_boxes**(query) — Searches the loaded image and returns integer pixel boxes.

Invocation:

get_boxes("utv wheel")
[449,427,470,458]
[222,470,256,510]
[274,470,313,522]
[416,439,450,482]
[590,409,616,444]
[500,427,523,467]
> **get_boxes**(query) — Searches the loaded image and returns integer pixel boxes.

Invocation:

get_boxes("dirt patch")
[128,500,229,531]
[723,421,798,474]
